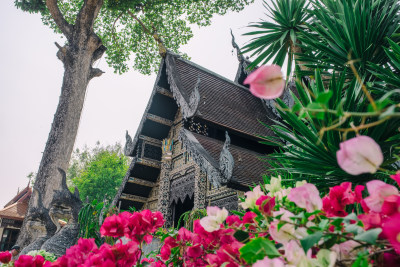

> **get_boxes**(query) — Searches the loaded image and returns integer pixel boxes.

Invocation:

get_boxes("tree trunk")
[17,0,105,248]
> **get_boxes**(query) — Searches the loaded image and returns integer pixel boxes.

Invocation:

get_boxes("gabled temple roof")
[4,186,31,208]
[0,186,31,221]
[179,129,266,190]
[166,53,274,139]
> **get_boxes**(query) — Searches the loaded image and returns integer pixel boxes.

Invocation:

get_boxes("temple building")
[113,46,289,227]
[0,185,31,251]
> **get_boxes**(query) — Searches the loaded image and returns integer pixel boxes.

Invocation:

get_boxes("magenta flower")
[0,251,11,264]
[363,180,399,213]
[382,213,400,254]
[14,255,45,267]
[390,172,400,187]
[336,136,383,175]
[243,65,285,99]
[288,183,322,212]
[256,195,276,216]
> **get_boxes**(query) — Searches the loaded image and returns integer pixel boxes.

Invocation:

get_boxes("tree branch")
[46,0,73,40]
[75,0,104,36]
[127,10,167,57]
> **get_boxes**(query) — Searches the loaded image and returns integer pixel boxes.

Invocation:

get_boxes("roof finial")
[230,29,245,63]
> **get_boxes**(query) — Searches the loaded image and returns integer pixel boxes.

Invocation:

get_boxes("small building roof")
[0,186,31,221]
[0,201,29,221]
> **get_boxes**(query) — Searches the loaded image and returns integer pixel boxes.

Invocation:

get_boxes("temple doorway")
[171,195,194,228]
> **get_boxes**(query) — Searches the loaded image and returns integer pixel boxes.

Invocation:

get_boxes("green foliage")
[14,0,46,13]
[261,70,400,188]
[242,0,310,77]
[298,0,400,78]
[78,199,106,246]
[354,228,382,245]
[176,208,207,231]
[26,250,57,262]
[300,231,323,253]
[16,0,255,75]
[370,39,400,99]
[68,142,129,203]
[239,237,281,264]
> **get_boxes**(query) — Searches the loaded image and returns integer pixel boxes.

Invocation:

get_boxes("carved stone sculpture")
[20,188,56,255]
[124,130,134,156]
[40,168,82,257]
[219,131,234,184]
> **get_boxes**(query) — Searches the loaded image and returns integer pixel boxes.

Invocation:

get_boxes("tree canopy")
[68,142,129,203]
[15,0,255,75]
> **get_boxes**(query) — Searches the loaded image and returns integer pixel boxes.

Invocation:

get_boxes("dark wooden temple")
[113,44,292,227]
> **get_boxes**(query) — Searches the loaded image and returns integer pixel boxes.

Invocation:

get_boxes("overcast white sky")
[0,0,267,207]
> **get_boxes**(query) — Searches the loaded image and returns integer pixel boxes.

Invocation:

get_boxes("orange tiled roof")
[0,201,28,221]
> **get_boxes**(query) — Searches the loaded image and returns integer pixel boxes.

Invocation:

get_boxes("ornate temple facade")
[113,49,287,227]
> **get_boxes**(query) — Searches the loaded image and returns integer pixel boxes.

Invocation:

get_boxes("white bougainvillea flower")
[336,136,383,175]
[240,185,265,210]
[199,206,228,232]
[265,176,283,195]
[243,65,285,99]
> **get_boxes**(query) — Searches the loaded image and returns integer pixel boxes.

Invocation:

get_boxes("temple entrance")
[171,195,194,228]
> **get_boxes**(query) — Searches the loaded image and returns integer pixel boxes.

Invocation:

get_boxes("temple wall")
[141,109,242,226]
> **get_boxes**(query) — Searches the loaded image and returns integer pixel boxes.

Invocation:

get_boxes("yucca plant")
[370,39,400,100]
[260,69,400,189]
[242,0,311,78]
[298,0,400,78]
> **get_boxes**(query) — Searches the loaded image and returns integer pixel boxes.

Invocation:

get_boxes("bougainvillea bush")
[1,172,400,266]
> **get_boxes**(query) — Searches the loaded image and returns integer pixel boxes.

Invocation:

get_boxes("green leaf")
[318,219,329,230]
[316,91,333,105]
[354,228,382,244]
[345,224,363,235]
[290,29,296,43]
[343,213,358,222]
[277,221,287,231]
[300,231,323,253]
[234,230,250,243]
[239,237,281,264]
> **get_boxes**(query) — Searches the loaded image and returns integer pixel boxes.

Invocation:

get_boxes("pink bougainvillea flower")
[0,251,12,264]
[331,240,360,261]
[14,255,45,267]
[284,240,309,266]
[363,180,399,213]
[253,256,285,267]
[255,195,275,216]
[243,65,285,99]
[240,185,265,210]
[226,215,242,227]
[288,183,322,212]
[323,182,365,217]
[336,136,383,175]
[358,212,382,230]
[269,210,296,244]
[200,206,228,232]
[382,213,400,254]
[100,212,129,238]
[381,195,400,216]
[390,172,400,187]
[186,244,203,259]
